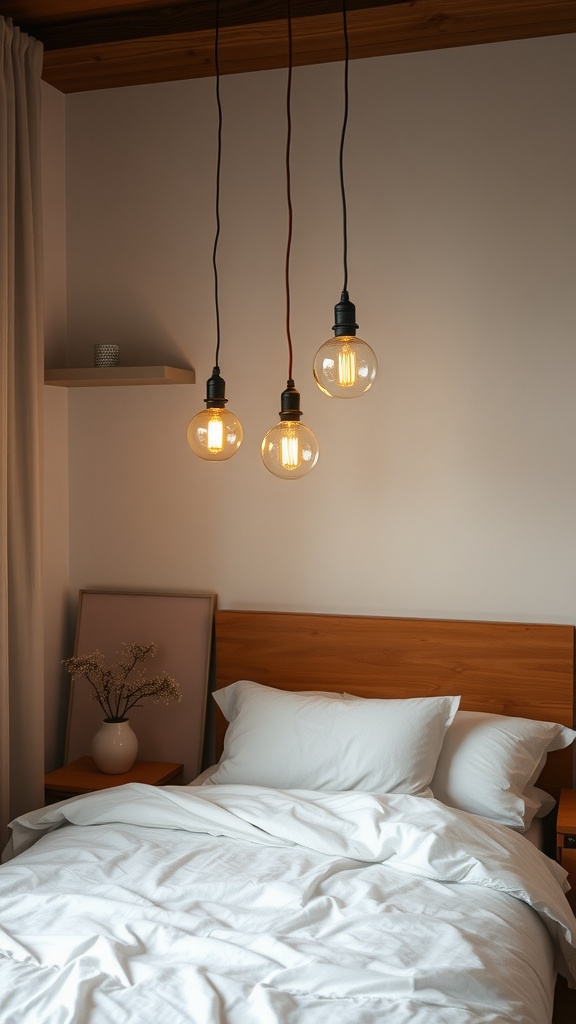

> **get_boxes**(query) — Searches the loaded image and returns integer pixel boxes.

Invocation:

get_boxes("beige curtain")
[0,17,45,843]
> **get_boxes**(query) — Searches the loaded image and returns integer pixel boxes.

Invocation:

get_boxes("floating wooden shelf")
[44,366,196,387]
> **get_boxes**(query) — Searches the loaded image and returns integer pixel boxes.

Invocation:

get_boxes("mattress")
[1,783,575,1024]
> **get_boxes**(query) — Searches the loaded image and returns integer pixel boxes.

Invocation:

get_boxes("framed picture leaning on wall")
[65,590,216,783]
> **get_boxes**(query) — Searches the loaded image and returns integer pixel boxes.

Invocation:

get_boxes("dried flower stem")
[63,642,182,722]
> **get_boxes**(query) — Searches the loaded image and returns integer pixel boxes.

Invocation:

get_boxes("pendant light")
[313,0,377,399]
[261,0,319,480]
[187,0,243,461]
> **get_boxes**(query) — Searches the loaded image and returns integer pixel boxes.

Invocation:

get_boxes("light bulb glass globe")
[313,335,377,398]
[187,407,243,461]
[261,420,319,479]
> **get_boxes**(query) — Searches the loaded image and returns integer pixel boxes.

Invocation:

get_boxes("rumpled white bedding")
[1,784,575,1024]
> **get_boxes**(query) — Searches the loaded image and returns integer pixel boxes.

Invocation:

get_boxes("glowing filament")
[337,342,358,387]
[207,412,224,453]
[281,427,300,470]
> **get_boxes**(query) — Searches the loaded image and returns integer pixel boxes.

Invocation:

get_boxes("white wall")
[59,34,576,629]
[42,81,71,770]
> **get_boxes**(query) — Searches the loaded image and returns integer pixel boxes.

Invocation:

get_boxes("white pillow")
[431,710,576,829]
[209,679,460,794]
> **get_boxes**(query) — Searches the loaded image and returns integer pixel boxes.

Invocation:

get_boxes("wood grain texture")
[5,0,576,92]
[214,611,575,793]
[44,366,196,386]
[44,756,183,792]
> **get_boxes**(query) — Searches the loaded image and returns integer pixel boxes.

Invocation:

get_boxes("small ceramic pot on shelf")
[91,719,138,774]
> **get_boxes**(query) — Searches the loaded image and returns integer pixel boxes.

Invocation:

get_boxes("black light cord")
[340,0,349,295]
[285,0,294,382]
[213,0,222,370]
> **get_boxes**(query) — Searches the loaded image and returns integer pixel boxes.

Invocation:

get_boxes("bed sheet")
[1,784,575,1024]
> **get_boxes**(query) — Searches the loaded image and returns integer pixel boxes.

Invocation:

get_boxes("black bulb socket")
[333,290,359,337]
[205,366,228,408]
[279,380,303,421]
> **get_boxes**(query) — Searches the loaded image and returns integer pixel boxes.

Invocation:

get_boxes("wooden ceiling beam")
[9,1,402,50]
[6,0,576,93]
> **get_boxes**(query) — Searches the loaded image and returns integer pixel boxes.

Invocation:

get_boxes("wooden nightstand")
[44,756,184,803]
[556,789,576,912]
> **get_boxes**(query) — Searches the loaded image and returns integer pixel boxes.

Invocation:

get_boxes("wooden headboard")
[214,611,575,795]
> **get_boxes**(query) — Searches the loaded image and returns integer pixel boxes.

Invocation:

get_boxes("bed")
[1,611,576,1023]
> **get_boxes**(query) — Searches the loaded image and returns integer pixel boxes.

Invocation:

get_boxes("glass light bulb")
[187,407,243,461]
[261,420,319,479]
[313,335,377,398]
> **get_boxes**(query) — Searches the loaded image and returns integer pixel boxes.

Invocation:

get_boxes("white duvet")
[1,784,575,1024]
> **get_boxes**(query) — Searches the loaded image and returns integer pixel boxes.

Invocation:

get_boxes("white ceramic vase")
[91,719,138,774]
